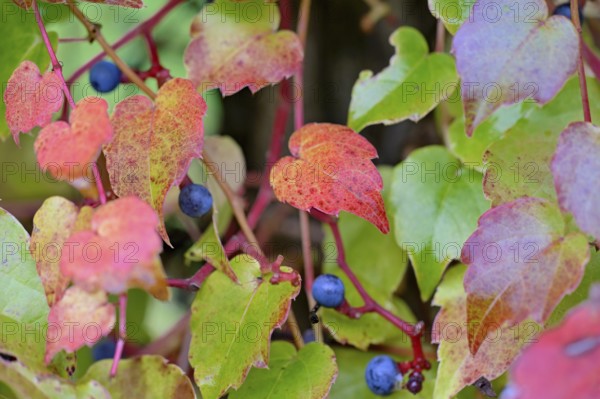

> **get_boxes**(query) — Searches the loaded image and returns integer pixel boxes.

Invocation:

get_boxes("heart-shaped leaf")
[462,197,590,354]
[30,196,79,306]
[184,0,303,96]
[552,122,600,243]
[504,287,600,399]
[453,0,578,135]
[432,265,538,399]
[229,342,338,399]
[60,196,168,299]
[80,356,196,399]
[348,27,457,132]
[189,255,300,399]
[104,78,206,246]
[35,98,113,181]
[4,61,63,145]
[44,286,115,364]
[0,0,57,141]
[390,146,490,300]
[270,123,389,233]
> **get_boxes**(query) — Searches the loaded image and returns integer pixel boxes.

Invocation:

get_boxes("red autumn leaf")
[184,0,303,96]
[551,122,600,244]
[3,61,63,145]
[504,286,600,399]
[103,78,206,246]
[34,98,113,181]
[44,286,115,364]
[462,197,590,354]
[270,123,389,233]
[452,0,578,135]
[12,0,142,9]
[60,196,168,300]
[30,196,79,307]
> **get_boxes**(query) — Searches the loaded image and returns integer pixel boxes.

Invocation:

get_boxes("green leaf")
[189,255,301,399]
[0,359,109,399]
[229,342,337,399]
[428,0,475,34]
[80,356,195,399]
[320,167,414,349]
[0,207,48,326]
[483,77,600,206]
[390,146,490,300]
[330,347,436,399]
[447,100,533,168]
[0,0,58,141]
[348,27,457,132]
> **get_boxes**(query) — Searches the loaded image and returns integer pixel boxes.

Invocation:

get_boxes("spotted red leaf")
[44,286,115,364]
[453,0,578,135]
[462,197,589,354]
[12,0,142,9]
[551,122,600,243]
[504,286,600,399]
[3,61,63,145]
[270,123,389,233]
[34,98,113,182]
[184,0,303,96]
[60,196,168,300]
[103,78,206,246]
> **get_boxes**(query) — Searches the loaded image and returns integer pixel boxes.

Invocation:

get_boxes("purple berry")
[312,274,345,308]
[179,184,213,217]
[365,355,401,396]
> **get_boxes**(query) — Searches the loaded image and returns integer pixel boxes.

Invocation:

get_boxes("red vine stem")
[92,163,107,205]
[110,293,128,377]
[32,0,76,109]
[571,0,592,122]
[582,41,600,79]
[66,0,183,86]
[327,221,427,364]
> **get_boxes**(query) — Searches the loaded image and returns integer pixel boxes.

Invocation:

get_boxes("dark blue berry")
[89,61,122,93]
[365,355,401,396]
[312,274,345,308]
[406,379,422,394]
[179,183,213,217]
[92,339,116,361]
[303,329,315,343]
[553,3,584,24]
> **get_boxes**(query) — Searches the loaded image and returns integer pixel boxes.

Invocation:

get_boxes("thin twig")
[92,163,107,205]
[110,293,128,377]
[571,0,592,122]
[33,0,76,108]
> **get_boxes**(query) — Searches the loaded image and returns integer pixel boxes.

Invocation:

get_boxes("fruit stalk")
[110,293,128,377]
[571,0,592,122]
[32,0,76,109]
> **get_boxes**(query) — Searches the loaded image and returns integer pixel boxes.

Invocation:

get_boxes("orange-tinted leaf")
[270,123,389,233]
[30,196,79,307]
[60,196,168,299]
[504,287,600,399]
[462,197,590,354]
[44,286,115,364]
[3,61,63,145]
[104,78,206,246]
[12,0,142,9]
[35,98,113,181]
[184,0,303,96]
[432,265,538,399]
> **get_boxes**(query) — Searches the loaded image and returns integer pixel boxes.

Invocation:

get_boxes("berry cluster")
[365,355,427,396]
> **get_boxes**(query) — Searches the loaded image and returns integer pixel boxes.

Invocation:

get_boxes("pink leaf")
[453,0,578,135]
[462,197,589,354]
[505,286,600,399]
[3,61,63,145]
[60,196,168,299]
[45,286,115,364]
[270,123,389,233]
[35,98,113,181]
[551,122,600,243]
